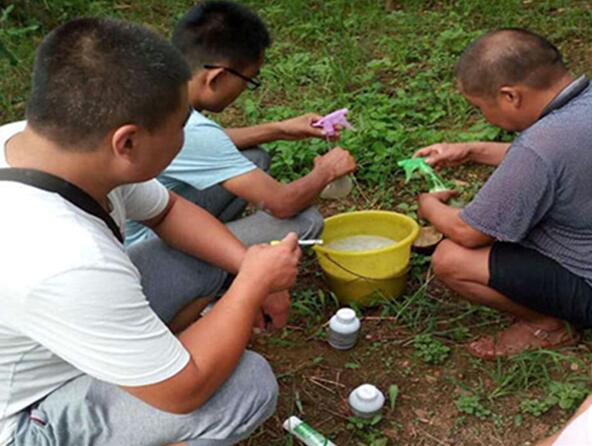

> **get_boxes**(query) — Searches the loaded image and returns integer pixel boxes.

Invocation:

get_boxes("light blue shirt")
[125,111,257,245]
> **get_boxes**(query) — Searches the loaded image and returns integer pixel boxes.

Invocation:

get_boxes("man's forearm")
[267,167,333,218]
[153,194,245,274]
[420,197,492,248]
[176,274,268,409]
[421,199,465,240]
[225,122,283,149]
[469,142,512,166]
[129,275,270,414]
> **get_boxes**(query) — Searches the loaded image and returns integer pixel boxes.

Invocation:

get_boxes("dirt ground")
[237,181,592,446]
[241,272,589,446]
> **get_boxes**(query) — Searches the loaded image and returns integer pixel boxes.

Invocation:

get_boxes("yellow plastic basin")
[313,211,419,306]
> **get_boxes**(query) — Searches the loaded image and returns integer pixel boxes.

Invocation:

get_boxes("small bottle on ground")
[348,384,385,419]
[283,416,337,446]
[327,307,361,350]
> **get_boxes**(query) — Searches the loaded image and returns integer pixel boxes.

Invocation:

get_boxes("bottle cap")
[349,384,385,417]
[355,384,379,402]
[336,308,356,324]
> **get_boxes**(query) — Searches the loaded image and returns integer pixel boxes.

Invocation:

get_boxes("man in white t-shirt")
[0,17,300,446]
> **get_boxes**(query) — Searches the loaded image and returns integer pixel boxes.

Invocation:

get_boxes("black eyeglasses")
[203,64,261,91]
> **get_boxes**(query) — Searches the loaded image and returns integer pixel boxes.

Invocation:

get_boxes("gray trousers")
[124,148,324,323]
[13,242,278,446]
[182,148,324,246]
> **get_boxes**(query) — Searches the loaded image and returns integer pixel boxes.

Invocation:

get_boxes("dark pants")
[489,242,592,327]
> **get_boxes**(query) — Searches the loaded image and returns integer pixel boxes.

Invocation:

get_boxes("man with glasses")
[126,0,357,249]
[202,64,262,91]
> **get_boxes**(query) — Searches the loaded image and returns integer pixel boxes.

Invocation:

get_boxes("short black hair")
[172,1,272,71]
[26,17,191,151]
[456,28,567,98]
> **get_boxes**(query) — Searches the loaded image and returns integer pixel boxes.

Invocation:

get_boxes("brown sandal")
[467,321,581,360]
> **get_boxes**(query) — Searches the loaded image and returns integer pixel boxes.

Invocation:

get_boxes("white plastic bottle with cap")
[327,307,360,350]
[348,384,385,419]
[320,175,353,199]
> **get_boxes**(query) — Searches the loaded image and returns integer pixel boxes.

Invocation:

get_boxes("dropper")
[270,239,324,246]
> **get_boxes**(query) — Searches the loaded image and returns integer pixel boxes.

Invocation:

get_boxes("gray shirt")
[461,78,592,285]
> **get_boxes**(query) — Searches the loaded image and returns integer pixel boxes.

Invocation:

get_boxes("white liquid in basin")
[326,235,396,252]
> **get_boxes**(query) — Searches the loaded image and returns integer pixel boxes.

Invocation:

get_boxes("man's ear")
[499,86,522,108]
[203,66,226,90]
[111,124,141,161]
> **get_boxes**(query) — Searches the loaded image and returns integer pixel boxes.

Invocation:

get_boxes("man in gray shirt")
[415,28,592,359]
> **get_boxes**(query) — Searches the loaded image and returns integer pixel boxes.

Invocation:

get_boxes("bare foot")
[468,321,580,360]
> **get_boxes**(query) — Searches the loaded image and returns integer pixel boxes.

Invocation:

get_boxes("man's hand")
[237,233,301,295]
[313,147,356,182]
[417,190,459,220]
[259,291,291,330]
[277,113,335,141]
[416,191,492,248]
[414,142,472,168]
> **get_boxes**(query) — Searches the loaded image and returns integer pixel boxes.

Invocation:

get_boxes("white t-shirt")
[0,122,190,445]
[554,403,592,445]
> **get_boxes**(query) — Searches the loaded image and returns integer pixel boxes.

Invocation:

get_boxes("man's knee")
[298,207,324,240]
[126,238,227,323]
[241,147,271,172]
[228,351,278,428]
[174,352,277,444]
[431,239,466,283]
[234,350,279,420]
[251,352,278,412]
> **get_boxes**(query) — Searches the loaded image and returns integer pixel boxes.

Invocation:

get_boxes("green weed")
[346,415,388,446]
[413,333,450,365]
[521,381,589,417]
[456,394,492,420]
[476,350,590,401]
[388,384,399,411]
[290,288,337,328]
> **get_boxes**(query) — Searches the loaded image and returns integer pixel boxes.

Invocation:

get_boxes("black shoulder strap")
[0,167,124,243]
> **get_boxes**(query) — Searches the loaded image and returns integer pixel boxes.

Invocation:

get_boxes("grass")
[3,1,592,445]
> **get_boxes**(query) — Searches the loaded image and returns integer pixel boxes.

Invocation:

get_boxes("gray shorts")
[14,351,277,446]
[12,236,278,446]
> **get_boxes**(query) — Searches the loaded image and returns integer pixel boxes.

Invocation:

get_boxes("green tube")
[283,416,337,446]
